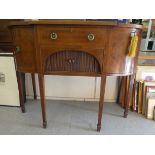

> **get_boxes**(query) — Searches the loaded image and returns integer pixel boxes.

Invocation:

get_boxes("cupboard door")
[13,27,36,73]
[104,27,139,75]
[39,46,104,76]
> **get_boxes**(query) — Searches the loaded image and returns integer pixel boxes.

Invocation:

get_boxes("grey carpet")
[0,99,155,135]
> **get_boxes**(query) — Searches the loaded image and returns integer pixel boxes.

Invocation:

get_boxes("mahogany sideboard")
[8,20,142,131]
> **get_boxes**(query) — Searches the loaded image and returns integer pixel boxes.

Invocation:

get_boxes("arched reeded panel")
[44,50,101,74]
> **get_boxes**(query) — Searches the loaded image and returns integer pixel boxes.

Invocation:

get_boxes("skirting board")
[26,95,116,102]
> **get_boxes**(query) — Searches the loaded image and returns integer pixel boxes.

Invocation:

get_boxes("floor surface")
[0,99,155,135]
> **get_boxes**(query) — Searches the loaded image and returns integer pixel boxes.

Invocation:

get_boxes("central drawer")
[37,26,106,48]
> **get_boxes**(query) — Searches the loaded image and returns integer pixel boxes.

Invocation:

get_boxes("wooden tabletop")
[8,20,143,29]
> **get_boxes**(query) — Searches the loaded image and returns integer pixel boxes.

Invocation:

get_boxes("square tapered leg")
[31,73,37,100]
[124,75,134,118]
[16,71,25,113]
[38,74,47,128]
[97,75,106,132]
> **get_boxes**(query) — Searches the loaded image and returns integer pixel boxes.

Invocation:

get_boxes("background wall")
[26,75,118,102]
[0,56,118,106]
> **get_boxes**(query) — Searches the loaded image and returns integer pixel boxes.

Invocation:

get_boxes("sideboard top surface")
[8,20,143,29]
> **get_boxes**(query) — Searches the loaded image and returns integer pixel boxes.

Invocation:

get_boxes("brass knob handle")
[16,46,20,53]
[88,33,95,41]
[68,59,72,64]
[67,58,75,64]
[50,32,58,40]
[72,59,75,64]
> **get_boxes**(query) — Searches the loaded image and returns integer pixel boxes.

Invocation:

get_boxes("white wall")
[0,56,118,106]
[0,56,20,106]
[0,56,118,107]
[26,75,118,102]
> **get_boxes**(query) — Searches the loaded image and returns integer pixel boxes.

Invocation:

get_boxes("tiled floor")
[0,99,155,135]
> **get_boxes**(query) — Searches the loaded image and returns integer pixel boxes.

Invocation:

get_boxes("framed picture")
[136,66,155,81]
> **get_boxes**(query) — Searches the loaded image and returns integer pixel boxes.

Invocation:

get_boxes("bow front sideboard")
[8,20,142,131]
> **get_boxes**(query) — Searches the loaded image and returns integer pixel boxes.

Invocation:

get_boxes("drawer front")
[39,46,104,75]
[37,26,107,48]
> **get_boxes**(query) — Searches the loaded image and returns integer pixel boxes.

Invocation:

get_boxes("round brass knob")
[68,59,72,64]
[50,32,58,40]
[72,59,75,64]
[88,33,95,41]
